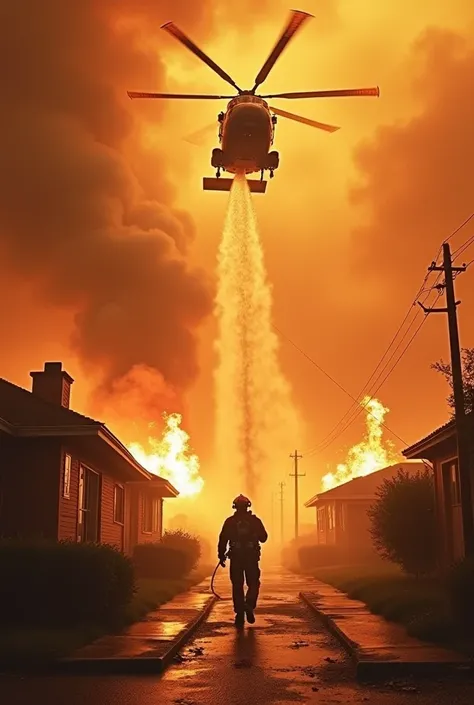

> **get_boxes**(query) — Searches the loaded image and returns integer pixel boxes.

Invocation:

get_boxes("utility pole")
[419,242,474,556]
[278,481,285,546]
[290,450,304,539]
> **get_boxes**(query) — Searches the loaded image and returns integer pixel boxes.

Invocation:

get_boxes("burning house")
[304,461,428,558]
[0,362,179,553]
[402,413,474,569]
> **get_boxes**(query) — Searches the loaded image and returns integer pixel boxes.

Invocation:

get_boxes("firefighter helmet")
[232,494,251,509]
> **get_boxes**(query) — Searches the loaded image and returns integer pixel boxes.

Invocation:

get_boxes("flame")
[321,396,400,491]
[128,412,204,498]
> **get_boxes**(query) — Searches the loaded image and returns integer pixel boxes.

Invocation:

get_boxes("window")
[142,495,160,534]
[142,495,152,533]
[327,504,335,530]
[317,507,326,532]
[63,453,71,499]
[442,459,461,506]
[152,498,160,534]
[449,460,461,506]
[338,503,346,532]
[113,484,125,524]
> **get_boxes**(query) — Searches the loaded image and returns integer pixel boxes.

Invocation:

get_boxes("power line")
[303,214,474,456]
[452,233,474,262]
[275,214,474,460]
[303,271,443,456]
[303,285,441,458]
[273,324,407,445]
[307,290,443,458]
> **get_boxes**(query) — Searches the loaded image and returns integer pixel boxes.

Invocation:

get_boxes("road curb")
[55,594,217,675]
[300,591,359,662]
[299,592,474,681]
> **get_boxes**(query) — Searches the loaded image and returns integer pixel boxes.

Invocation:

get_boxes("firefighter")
[218,494,268,628]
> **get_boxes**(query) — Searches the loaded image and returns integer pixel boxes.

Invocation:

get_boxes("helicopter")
[128,9,379,194]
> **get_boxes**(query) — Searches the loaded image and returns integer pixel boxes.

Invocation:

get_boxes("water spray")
[214,174,301,508]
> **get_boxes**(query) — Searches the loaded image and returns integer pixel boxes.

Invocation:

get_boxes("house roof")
[0,378,99,429]
[0,377,179,497]
[304,461,429,507]
[402,412,473,459]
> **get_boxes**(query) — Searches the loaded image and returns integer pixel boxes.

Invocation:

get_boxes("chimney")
[30,362,74,409]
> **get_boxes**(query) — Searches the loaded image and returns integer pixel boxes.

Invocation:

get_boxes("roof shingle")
[0,378,100,429]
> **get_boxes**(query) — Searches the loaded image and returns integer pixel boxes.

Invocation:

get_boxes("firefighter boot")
[245,606,255,624]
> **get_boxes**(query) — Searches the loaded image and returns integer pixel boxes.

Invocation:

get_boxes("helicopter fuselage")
[212,94,279,176]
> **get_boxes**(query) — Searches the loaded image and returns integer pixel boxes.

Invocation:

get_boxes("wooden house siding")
[58,448,124,550]
[100,473,124,550]
[0,437,61,540]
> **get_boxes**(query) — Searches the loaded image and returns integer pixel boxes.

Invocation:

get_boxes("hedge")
[133,531,202,580]
[162,530,201,572]
[133,543,189,579]
[298,543,344,569]
[0,539,134,628]
[447,555,474,633]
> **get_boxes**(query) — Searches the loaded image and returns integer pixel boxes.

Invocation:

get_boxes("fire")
[128,412,204,497]
[321,396,400,491]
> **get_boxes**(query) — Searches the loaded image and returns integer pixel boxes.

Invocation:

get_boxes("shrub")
[446,555,474,633]
[368,468,437,576]
[132,542,189,579]
[0,539,134,628]
[298,543,343,570]
[162,530,201,572]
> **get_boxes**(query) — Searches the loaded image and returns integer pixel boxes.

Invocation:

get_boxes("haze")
[1,0,473,509]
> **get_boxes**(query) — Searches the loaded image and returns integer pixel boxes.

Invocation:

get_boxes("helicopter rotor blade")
[128,91,233,100]
[270,106,340,133]
[161,22,241,93]
[184,122,218,146]
[252,10,313,93]
[263,87,380,99]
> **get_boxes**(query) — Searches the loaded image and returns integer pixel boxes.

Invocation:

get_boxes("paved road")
[2,570,474,704]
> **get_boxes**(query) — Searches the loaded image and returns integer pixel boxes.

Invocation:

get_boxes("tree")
[431,347,474,416]
[368,468,437,576]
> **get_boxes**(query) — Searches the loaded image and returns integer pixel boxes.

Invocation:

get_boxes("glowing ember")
[321,396,400,491]
[128,412,204,497]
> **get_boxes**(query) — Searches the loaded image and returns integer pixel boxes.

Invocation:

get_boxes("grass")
[124,566,213,623]
[303,563,474,654]
[0,565,213,668]
[0,625,104,668]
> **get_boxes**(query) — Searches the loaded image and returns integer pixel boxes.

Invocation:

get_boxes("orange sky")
[1,1,474,504]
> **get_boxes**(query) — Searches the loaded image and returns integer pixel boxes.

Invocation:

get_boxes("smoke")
[0,1,220,409]
[214,175,302,501]
[350,26,474,288]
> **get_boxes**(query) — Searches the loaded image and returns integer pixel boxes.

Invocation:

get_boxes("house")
[0,361,179,553]
[304,461,427,559]
[402,413,474,569]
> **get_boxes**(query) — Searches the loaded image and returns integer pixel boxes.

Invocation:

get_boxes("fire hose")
[210,553,228,600]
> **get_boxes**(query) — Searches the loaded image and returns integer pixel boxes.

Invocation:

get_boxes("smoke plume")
[350,26,474,287]
[0,1,219,408]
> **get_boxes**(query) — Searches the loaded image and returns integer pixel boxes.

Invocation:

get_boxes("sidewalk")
[301,578,473,680]
[59,578,215,674]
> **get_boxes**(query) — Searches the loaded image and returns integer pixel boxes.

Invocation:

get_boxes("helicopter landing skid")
[203,177,267,193]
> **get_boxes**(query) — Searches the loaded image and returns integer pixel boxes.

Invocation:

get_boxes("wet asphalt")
[2,569,474,704]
